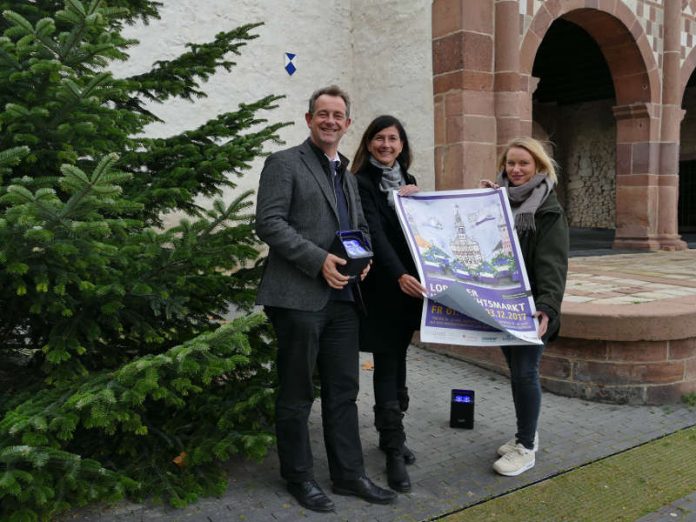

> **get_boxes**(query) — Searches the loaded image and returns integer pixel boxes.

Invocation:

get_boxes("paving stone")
[65,346,696,522]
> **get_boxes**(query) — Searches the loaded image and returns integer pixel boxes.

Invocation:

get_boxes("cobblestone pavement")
[70,345,696,522]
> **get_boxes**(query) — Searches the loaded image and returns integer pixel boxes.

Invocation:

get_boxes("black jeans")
[266,302,364,483]
[501,344,545,450]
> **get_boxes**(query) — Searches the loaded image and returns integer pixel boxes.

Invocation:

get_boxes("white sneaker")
[493,443,535,476]
[496,431,538,456]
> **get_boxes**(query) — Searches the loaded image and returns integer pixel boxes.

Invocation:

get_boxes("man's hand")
[322,253,350,289]
[398,274,426,298]
[534,310,549,339]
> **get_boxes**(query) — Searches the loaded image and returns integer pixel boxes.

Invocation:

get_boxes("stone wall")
[111,0,436,222]
[534,99,616,229]
[556,100,616,228]
[424,336,696,405]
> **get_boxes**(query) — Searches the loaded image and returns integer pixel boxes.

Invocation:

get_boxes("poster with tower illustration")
[394,188,542,346]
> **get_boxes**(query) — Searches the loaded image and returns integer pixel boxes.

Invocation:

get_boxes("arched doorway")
[520,4,667,248]
[680,62,696,234]
[531,18,616,231]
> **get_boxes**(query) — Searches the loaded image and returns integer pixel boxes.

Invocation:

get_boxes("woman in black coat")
[353,115,425,493]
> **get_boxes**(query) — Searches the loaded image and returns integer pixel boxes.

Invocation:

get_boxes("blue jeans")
[501,344,545,450]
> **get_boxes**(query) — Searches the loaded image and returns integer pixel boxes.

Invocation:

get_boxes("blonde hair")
[497,137,558,184]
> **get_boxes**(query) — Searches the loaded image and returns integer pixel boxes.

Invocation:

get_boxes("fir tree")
[0,1,283,520]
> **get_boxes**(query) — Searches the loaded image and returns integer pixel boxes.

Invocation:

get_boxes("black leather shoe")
[380,443,416,465]
[332,475,397,504]
[286,480,335,512]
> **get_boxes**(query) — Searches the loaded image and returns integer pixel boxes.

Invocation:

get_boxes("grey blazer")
[255,139,370,311]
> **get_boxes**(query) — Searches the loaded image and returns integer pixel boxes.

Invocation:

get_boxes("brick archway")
[519,1,659,107]
[519,1,668,247]
[681,46,696,95]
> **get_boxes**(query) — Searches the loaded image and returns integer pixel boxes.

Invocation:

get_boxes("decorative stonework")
[517,1,695,68]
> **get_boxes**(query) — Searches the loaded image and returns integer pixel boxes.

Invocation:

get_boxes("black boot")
[385,449,410,492]
[379,442,416,465]
[374,402,412,493]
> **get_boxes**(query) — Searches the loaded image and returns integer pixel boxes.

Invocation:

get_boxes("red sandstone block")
[458,346,504,363]
[461,0,493,34]
[631,141,655,174]
[574,361,684,385]
[434,146,445,185]
[433,33,464,75]
[493,91,524,118]
[461,115,496,143]
[616,143,632,174]
[686,357,696,380]
[439,143,464,189]
[540,355,571,379]
[670,338,696,360]
[460,90,495,116]
[461,142,496,188]
[461,32,493,72]
[435,345,507,375]
[606,340,668,362]
[615,174,659,187]
[495,117,521,148]
[446,115,464,143]
[530,4,553,39]
[615,112,653,142]
[434,72,495,95]
[519,30,540,74]
[645,381,696,404]
[494,72,521,93]
[434,99,446,146]
[432,0,461,39]
[461,71,494,91]
[602,42,644,77]
[614,71,652,104]
[546,338,607,360]
[445,92,463,116]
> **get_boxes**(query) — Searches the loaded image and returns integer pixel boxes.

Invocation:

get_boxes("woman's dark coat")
[516,190,569,344]
[355,162,422,353]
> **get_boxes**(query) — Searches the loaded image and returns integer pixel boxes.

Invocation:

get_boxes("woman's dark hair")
[352,115,412,173]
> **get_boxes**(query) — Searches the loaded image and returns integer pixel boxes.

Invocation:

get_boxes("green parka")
[515,190,569,343]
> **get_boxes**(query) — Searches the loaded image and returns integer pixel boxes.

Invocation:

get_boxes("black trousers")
[372,327,413,405]
[266,302,364,483]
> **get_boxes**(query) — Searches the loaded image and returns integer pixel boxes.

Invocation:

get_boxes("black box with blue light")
[329,230,373,281]
[449,389,474,429]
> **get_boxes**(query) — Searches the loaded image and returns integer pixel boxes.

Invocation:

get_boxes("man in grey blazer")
[256,86,396,512]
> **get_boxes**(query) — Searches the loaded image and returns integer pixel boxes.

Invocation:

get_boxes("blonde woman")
[480,137,569,476]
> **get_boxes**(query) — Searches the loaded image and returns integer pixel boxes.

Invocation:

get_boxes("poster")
[394,188,541,346]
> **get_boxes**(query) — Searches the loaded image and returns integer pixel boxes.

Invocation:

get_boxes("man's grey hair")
[308,85,351,117]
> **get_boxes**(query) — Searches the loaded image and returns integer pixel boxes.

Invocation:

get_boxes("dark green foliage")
[0,1,284,520]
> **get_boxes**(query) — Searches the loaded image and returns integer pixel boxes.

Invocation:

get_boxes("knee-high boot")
[374,401,411,492]
[396,387,416,464]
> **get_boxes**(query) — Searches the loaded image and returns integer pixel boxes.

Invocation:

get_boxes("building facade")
[114,0,436,214]
[433,0,696,249]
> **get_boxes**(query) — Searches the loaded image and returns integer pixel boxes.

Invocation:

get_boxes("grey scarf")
[371,155,404,208]
[497,172,554,233]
